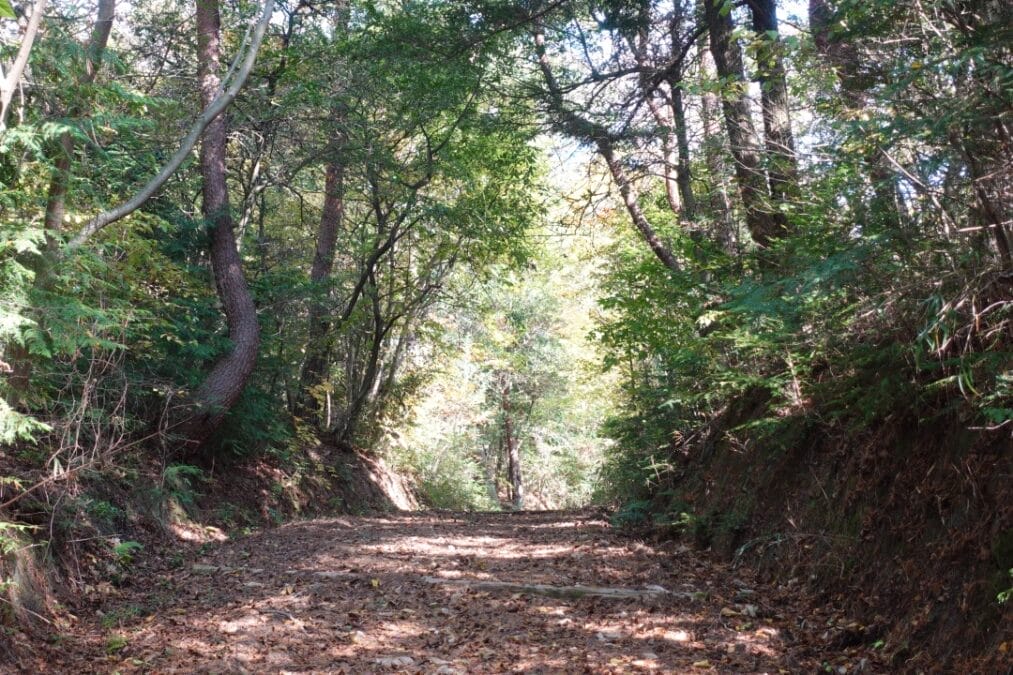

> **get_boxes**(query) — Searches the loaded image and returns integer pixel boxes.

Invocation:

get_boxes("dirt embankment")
[657,390,1012,672]
[0,442,416,665]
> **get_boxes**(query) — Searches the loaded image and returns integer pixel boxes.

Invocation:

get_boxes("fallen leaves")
[34,511,889,674]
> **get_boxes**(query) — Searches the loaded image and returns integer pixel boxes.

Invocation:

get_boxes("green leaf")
[0,1,15,20]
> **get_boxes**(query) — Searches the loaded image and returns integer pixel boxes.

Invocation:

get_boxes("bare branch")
[65,0,276,250]
[0,0,49,131]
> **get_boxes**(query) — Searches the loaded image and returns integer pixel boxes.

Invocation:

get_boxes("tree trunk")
[669,82,696,220]
[43,0,116,246]
[700,38,738,252]
[7,0,116,405]
[296,0,351,422]
[0,0,49,131]
[666,7,696,219]
[297,162,345,419]
[334,271,387,446]
[178,0,261,449]
[596,140,682,273]
[749,0,798,221]
[704,0,780,247]
[503,385,523,511]
[626,8,682,217]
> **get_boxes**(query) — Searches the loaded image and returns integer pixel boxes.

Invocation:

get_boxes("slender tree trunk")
[669,82,696,220]
[7,1,115,404]
[596,140,682,273]
[502,385,523,511]
[178,0,260,449]
[666,7,696,219]
[623,1,680,217]
[296,0,351,422]
[700,39,738,252]
[749,0,798,220]
[335,272,387,445]
[963,146,1013,270]
[43,0,115,246]
[0,0,49,131]
[656,108,682,216]
[703,0,780,247]
[297,162,345,418]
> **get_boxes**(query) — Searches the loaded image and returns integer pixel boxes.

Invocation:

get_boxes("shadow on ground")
[31,511,882,673]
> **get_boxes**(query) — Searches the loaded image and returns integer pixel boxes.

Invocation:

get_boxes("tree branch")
[0,0,49,131]
[65,0,276,250]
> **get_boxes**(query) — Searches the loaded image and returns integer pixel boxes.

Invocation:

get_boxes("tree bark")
[67,0,276,249]
[669,83,696,220]
[334,271,387,445]
[503,384,523,510]
[700,46,738,252]
[703,0,780,247]
[297,162,345,419]
[749,0,798,221]
[667,6,696,219]
[177,0,261,449]
[296,0,351,422]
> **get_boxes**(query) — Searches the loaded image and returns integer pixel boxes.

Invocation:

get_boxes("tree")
[531,18,681,273]
[748,0,798,215]
[703,0,781,246]
[175,0,261,449]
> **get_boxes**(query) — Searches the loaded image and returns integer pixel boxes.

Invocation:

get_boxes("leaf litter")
[29,511,886,673]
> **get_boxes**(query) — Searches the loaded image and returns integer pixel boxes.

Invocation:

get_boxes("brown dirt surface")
[25,511,885,673]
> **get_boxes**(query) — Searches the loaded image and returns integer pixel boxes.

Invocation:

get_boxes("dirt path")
[32,511,878,673]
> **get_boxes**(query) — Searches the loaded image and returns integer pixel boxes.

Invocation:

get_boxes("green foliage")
[610,500,651,528]
[999,570,1013,605]
[0,521,36,556]
[111,540,143,565]
[100,604,147,629]
[407,446,497,512]
[161,464,204,508]
[105,634,128,654]
[83,499,124,529]
[385,226,615,510]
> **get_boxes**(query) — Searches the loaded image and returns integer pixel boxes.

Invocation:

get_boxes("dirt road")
[31,511,876,673]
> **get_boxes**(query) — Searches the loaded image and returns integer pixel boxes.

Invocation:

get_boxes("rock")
[596,628,624,641]
[664,630,690,642]
[374,655,415,668]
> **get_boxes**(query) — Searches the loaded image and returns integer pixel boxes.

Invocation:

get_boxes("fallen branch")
[421,576,677,600]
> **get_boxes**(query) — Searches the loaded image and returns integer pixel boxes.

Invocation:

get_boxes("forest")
[0,0,1010,671]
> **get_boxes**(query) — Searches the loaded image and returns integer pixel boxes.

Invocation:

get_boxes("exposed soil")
[23,511,887,673]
